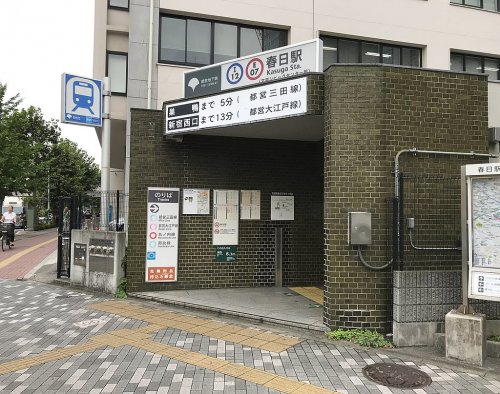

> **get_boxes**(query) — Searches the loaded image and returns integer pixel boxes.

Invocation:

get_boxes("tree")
[45,139,100,213]
[0,83,100,214]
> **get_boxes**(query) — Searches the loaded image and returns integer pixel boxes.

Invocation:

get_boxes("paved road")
[0,228,57,280]
[1,280,500,393]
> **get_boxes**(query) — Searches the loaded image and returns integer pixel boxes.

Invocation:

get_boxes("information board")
[215,246,237,262]
[271,193,294,221]
[146,188,180,282]
[241,190,261,220]
[183,189,210,215]
[465,163,500,301]
[213,190,239,245]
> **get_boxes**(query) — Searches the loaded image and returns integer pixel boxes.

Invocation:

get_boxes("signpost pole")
[101,77,111,229]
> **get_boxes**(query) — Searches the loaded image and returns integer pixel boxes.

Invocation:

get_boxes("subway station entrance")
[128,65,491,333]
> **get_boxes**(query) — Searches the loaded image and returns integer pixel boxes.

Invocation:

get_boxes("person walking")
[1,205,17,246]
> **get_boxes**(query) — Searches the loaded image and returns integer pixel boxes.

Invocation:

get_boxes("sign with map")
[465,163,500,301]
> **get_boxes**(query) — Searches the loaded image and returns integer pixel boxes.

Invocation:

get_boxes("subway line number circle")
[245,58,264,80]
[226,63,244,85]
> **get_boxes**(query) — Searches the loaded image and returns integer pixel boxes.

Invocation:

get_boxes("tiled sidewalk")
[0,280,500,393]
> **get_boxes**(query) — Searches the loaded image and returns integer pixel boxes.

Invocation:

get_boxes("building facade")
[93,0,500,193]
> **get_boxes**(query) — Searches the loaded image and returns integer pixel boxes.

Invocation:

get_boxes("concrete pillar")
[446,310,486,366]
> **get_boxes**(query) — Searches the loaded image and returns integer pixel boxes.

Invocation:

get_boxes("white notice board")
[271,193,294,221]
[241,190,261,220]
[146,188,180,282]
[213,190,239,245]
[183,189,210,215]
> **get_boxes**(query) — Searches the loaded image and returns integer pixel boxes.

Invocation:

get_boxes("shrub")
[326,329,393,348]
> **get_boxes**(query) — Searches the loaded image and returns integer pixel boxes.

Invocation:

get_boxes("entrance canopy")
[163,74,324,141]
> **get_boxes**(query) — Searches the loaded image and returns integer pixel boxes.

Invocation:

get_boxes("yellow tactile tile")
[219,333,249,343]
[289,287,324,305]
[265,376,306,393]
[273,336,303,347]
[214,363,249,377]
[260,342,289,353]
[254,332,281,341]
[239,338,270,348]
[238,370,276,385]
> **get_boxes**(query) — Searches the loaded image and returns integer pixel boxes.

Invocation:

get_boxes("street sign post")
[61,73,103,127]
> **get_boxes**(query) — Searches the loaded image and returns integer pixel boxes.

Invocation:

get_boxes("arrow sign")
[149,204,159,213]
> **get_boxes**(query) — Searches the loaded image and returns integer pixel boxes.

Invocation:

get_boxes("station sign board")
[464,163,500,301]
[146,188,180,282]
[184,39,322,97]
[165,77,307,136]
[61,73,102,127]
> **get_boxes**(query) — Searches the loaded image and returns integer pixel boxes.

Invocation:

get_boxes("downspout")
[147,0,154,109]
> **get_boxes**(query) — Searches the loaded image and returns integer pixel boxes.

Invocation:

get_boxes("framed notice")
[271,192,294,221]
[183,189,210,215]
[213,190,239,245]
[146,187,180,282]
[241,190,261,220]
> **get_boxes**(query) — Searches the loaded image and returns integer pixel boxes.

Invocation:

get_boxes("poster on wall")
[183,189,210,215]
[213,190,239,245]
[240,190,261,220]
[146,187,180,282]
[271,192,294,221]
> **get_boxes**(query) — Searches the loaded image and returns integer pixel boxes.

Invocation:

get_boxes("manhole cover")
[362,363,432,389]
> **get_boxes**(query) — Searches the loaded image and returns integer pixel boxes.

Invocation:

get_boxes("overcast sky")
[0,0,101,164]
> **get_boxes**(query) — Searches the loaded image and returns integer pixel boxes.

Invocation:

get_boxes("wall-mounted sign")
[183,189,210,215]
[241,190,261,220]
[464,163,500,302]
[215,246,237,262]
[184,39,322,97]
[146,188,180,282]
[213,190,239,245]
[61,73,102,127]
[166,77,307,136]
[271,192,294,221]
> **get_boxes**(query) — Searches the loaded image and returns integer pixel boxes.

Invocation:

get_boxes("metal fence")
[78,191,128,232]
[390,173,462,271]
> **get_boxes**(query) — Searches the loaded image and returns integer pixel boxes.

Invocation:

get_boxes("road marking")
[0,237,57,270]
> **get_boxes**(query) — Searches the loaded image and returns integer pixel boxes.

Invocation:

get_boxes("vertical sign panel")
[183,189,210,215]
[240,190,261,220]
[146,188,180,282]
[213,190,239,245]
[271,192,294,221]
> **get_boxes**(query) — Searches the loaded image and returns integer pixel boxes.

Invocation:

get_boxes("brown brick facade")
[324,65,489,332]
[128,75,325,293]
[128,67,489,333]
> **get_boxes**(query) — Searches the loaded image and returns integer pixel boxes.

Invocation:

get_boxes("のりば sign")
[146,188,180,282]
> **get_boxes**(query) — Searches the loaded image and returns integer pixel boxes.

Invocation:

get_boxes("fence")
[78,191,128,232]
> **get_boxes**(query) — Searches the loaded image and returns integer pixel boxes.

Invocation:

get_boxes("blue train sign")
[61,73,102,127]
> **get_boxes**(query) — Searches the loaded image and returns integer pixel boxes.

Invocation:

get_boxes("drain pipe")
[147,0,154,109]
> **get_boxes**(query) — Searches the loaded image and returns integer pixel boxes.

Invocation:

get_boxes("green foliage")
[488,335,500,342]
[0,83,100,214]
[326,329,393,348]
[115,278,127,299]
[34,222,57,231]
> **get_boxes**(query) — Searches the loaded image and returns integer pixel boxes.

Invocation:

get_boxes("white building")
[93,0,500,192]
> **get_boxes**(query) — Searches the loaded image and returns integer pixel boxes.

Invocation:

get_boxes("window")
[108,0,128,10]
[321,36,422,70]
[159,14,287,66]
[450,52,500,80]
[451,0,500,11]
[106,52,128,94]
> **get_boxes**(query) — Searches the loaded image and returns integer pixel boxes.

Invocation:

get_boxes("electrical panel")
[349,212,372,245]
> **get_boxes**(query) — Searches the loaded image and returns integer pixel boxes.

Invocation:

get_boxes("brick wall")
[128,75,325,292]
[324,65,489,332]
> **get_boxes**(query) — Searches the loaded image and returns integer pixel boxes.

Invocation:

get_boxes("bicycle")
[1,223,14,251]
